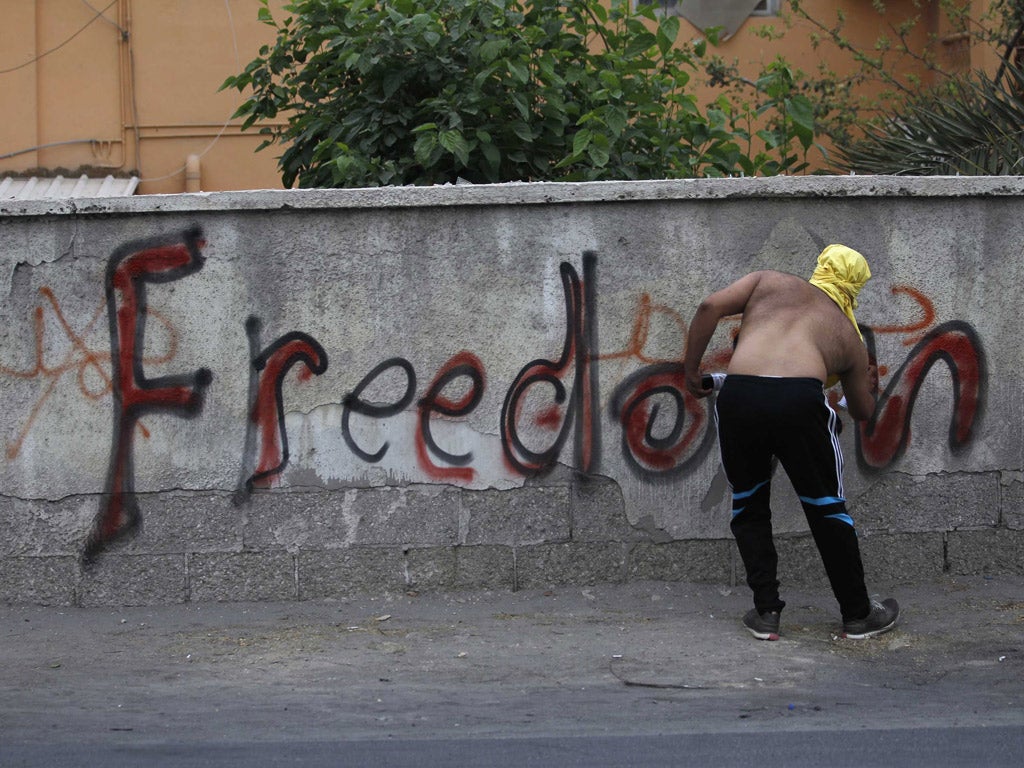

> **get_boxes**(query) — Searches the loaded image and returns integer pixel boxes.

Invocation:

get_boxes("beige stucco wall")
[1,0,287,194]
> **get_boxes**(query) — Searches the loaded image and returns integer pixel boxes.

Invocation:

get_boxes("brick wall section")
[2,469,1022,606]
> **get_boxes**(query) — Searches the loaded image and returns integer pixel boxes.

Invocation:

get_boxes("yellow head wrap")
[809,244,871,388]
[809,244,871,341]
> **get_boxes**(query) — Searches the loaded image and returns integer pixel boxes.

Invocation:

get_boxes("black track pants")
[715,375,870,622]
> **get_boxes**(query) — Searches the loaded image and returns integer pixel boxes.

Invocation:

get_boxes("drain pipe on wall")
[119,0,142,174]
[185,154,201,192]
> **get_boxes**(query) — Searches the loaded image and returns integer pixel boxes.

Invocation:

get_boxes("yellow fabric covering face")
[809,244,871,340]
[808,244,871,388]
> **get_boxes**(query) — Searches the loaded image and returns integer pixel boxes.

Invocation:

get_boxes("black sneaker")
[743,609,781,641]
[842,598,900,639]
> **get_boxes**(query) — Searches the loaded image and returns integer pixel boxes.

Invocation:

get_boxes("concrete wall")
[1,177,1021,606]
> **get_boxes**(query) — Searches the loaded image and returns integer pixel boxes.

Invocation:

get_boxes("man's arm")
[838,344,877,421]
[684,272,764,397]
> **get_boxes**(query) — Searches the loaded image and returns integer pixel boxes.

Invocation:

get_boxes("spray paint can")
[700,373,727,392]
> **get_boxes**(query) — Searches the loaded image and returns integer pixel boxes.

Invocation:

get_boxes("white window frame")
[637,1,782,19]
[752,1,782,16]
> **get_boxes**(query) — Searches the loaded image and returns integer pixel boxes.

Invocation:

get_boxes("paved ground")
[2,574,1022,762]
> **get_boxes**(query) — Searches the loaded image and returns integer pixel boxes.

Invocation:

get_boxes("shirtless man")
[684,245,899,640]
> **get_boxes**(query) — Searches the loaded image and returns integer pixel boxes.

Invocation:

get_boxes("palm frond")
[837,61,1024,175]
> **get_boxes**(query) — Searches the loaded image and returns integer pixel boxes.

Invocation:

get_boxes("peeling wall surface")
[1,177,1021,606]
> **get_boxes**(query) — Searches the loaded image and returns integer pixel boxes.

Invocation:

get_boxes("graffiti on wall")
[236,316,328,499]
[82,229,213,562]
[857,286,987,471]
[0,289,182,461]
[501,254,601,477]
[0,226,989,561]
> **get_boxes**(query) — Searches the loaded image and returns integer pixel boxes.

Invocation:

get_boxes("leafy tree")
[222,0,816,187]
[707,56,819,176]
[764,0,1024,174]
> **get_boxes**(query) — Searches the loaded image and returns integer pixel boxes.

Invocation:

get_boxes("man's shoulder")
[748,270,812,297]
[756,269,804,282]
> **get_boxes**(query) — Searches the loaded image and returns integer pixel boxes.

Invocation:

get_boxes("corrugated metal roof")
[0,174,139,200]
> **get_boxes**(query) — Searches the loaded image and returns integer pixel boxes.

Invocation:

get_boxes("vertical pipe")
[32,0,42,169]
[114,0,132,171]
[120,0,141,173]
[185,154,201,192]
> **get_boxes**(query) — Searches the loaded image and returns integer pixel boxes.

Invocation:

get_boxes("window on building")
[637,2,782,21]
[635,1,780,41]
[752,1,781,16]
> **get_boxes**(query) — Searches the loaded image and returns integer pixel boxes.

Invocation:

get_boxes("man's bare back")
[684,270,876,420]
[729,271,859,379]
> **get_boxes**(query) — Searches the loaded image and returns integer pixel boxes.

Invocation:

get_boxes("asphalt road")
[4,726,1024,767]
[3,576,1022,766]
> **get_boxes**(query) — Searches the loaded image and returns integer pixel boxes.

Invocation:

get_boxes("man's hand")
[867,359,880,394]
[686,371,712,399]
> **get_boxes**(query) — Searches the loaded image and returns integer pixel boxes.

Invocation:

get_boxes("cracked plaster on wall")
[1,220,78,298]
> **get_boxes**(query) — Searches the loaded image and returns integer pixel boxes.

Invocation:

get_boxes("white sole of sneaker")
[745,627,780,641]
[842,617,898,640]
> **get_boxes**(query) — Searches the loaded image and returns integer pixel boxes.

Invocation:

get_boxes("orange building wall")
[686,0,966,109]
[1,0,289,194]
[0,1,998,194]
[3,1,41,167]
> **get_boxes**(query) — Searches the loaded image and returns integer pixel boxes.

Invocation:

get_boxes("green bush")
[223,0,816,187]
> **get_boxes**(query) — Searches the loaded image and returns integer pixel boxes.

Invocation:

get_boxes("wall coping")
[4,175,1024,218]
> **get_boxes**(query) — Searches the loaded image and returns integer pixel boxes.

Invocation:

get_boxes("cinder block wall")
[1,177,1021,606]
